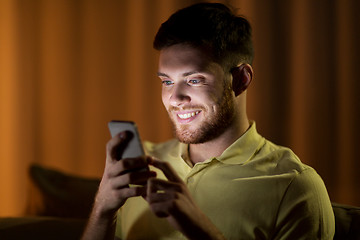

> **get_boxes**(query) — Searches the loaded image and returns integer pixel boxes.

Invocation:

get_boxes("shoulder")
[273,167,335,239]
[246,138,310,177]
[263,141,335,239]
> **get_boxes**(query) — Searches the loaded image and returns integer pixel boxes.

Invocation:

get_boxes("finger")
[147,178,181,193]
[148,201,171,218]
[106,157,147,178]
[149,158,183,183]
[118,156,149,174]
[106,131,132,161]
[111,170,156,188]
[146,191,176,204]
[118,186,147,199]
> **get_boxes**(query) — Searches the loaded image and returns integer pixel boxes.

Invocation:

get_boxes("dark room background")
[0,0,359,216]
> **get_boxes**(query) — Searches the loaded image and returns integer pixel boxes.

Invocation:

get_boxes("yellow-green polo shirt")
[116,122,335,240]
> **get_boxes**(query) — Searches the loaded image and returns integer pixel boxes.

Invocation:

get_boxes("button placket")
[185,161,213,193]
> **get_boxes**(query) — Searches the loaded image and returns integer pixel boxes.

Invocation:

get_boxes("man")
[82,3,335,239]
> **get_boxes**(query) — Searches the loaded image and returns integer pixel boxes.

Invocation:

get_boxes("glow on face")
[158,44,236,144]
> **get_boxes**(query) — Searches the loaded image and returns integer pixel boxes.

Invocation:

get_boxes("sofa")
[0,164,359,240]
[0,164,99,240]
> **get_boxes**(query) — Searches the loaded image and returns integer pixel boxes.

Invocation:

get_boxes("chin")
[174,126,214,144]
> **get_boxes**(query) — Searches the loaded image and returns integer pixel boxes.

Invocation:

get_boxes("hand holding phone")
[108,121,148,176]
[87,121,154,219]
[108,120,144,159]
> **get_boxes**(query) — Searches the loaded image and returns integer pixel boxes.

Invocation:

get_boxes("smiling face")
[158,44,236,144]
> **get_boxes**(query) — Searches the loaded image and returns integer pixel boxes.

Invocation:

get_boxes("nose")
[169,83,191,107]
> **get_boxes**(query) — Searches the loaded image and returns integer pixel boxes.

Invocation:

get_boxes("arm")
[81,132,156,240]
[145,158,226,240]
[81,204,117,240]
[273,168,335,240]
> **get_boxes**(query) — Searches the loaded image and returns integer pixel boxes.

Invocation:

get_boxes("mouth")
[174,110,201,123]
[177,111,200,119]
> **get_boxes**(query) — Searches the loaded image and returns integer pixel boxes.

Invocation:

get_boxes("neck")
[189,116,250,164]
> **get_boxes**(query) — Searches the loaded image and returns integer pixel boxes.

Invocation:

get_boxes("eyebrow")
[157,72,169,77]
[157,71,202,78]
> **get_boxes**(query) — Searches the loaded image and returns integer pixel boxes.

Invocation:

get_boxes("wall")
[0,0,359,216]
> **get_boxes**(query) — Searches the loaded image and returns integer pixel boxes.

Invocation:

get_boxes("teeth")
[178,111,200,119]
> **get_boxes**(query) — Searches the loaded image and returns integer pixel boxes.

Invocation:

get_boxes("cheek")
[161,91,169,108]
[202,90,221,105]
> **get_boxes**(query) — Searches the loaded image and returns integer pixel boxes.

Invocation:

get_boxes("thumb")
[107,131,133,161]
[149,158,183,183]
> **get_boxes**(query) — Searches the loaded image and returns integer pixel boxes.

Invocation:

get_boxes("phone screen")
[108,121,144,159]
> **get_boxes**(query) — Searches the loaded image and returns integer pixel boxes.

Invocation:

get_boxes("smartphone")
[108,120,145,159]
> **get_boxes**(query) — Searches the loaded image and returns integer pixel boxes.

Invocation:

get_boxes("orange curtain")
[0,0,359,216]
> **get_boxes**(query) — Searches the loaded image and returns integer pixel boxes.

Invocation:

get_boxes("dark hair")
[153,2,254,71]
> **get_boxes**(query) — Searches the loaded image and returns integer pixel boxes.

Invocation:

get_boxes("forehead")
[158,44,220,75]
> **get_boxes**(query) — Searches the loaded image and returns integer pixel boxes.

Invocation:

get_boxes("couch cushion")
[0,217,86,240]
[332,202,360,240]
[27,164,100,218]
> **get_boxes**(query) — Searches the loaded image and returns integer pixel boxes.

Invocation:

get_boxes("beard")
[168,84,236,144]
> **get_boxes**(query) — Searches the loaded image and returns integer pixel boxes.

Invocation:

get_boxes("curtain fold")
[0,0,359,216]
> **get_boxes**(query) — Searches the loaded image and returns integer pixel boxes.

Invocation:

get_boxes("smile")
[177,111,200,120]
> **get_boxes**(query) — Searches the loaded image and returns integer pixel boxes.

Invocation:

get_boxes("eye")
[162,80,173,86]
[188,79,203,85]
[189,79,200,84]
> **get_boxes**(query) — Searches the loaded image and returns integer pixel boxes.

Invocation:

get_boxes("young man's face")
[158,44,236,144]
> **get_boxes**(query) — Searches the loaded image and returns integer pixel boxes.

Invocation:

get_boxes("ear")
[231,64,253,96]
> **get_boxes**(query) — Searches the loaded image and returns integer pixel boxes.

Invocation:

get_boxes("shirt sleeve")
[273,168,335,240]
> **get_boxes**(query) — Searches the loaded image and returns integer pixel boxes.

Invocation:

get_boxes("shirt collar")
[217,121,265,164]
